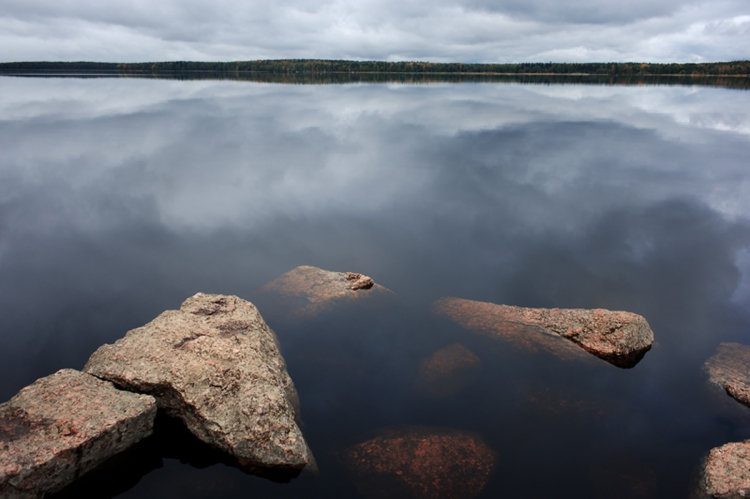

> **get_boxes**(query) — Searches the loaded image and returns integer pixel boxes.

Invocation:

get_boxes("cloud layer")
[0,0,748,63]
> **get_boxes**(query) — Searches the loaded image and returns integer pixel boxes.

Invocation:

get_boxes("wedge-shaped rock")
[84,293,309,471]
[699,440,750,498]
[261,265,393,317]
[704,343,750,408]
[0,369,156,499]
[340,425,496,499]
[434,297,653,368]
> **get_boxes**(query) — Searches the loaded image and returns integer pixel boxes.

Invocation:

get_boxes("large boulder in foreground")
[261,265,393,317]
[434,298,653,368]
[84,293,310,472]
[0,369,156,499]
[340,426,496,499]
[698,440,750,498]
[414,344,481,399]
[704,343,750,408]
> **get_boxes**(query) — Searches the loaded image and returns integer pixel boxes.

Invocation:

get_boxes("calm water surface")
[2,77,750,498]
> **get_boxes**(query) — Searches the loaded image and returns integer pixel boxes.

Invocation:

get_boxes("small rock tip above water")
[260,265,393,317]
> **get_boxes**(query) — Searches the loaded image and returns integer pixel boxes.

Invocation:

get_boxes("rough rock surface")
[261,265,393,317]
[84,293,310,471]
[414,344,481,399]
[434,297,654,368]
[699,440,750,498]
[340,426,495,499]
[0,369,156,499]
[704,343,750,408]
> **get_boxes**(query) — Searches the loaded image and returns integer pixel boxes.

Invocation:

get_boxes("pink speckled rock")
[261,266,393,318]
[340,425,496,499]
[700,440,750,498]
[704,343,750,408]
[84,293,311,471]
[0,369,156,498]
[434,297,653,368]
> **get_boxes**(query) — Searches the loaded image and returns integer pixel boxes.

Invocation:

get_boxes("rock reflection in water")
[414,344,480,399]
[51,414,304,498]
[340,425,495,499]
[261,266,393,318]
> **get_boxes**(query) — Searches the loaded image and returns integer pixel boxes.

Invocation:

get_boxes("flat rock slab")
[0,369,156,499]
[261,265,393,317]
[434,297,654,368]
[700,440,750,498]
[704,343,750,408]
[340,425,496,499]
[84,293,310,471]
[414,344,480,399]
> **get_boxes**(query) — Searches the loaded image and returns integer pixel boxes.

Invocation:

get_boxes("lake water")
[2,75,750,498]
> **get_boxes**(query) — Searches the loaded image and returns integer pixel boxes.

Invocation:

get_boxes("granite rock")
[261,265,393,317]
[699,440,750,499]
[340,425,496,499]
[0,369,156,499]
[84,293,310,471]
[434,297,653,368]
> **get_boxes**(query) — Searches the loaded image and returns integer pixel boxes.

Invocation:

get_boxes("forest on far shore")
[1,59,749,76]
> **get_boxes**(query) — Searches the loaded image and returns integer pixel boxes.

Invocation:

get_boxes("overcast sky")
[0,0,748,63]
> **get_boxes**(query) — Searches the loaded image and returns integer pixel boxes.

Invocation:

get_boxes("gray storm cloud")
[0,0,748,62]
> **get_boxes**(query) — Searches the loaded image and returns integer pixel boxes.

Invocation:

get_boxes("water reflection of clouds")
[2,78,750,391]
[2,82,749,228]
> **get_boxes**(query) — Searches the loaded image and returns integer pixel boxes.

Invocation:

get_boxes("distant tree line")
[1,59,750,76]
[135,72,750,88]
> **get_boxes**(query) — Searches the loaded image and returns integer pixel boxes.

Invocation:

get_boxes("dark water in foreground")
[2,76,750,498]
